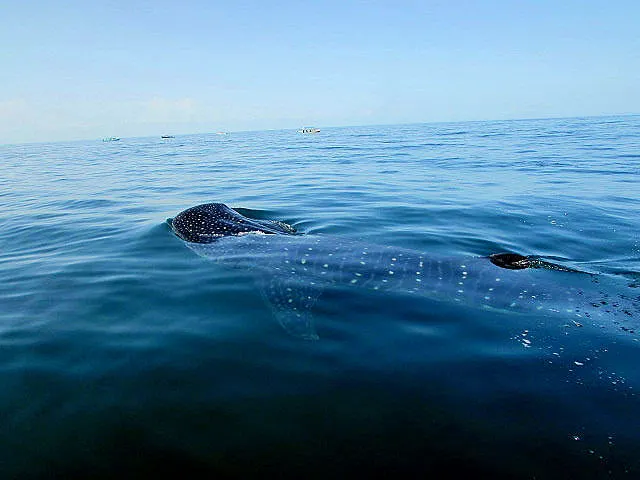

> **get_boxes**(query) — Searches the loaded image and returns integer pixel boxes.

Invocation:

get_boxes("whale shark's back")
[170,203,296,243]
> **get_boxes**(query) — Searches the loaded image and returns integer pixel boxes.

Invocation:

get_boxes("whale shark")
[169,203,639,340]
[170,203,296,241]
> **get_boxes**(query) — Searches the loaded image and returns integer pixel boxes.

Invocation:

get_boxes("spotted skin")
[170,204,640,339]
[171,203,295,243]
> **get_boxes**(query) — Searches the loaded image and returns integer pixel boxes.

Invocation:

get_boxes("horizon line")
[2,112,638,148]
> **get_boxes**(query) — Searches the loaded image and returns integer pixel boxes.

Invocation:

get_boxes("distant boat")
[161,135,175,139]
[102,137,120,142]
[215,132,228,135]
[298,127,320,134]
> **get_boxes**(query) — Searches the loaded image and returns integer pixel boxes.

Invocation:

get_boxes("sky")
[1,0,639,144]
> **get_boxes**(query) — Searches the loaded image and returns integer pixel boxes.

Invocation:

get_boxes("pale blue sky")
[1,0,639,144]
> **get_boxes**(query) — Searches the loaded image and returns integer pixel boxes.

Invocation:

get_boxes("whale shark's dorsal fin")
[489,253,532,270]
[489,252,587,273]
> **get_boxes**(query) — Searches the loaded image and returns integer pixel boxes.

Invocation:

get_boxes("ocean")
[1,116,639,478]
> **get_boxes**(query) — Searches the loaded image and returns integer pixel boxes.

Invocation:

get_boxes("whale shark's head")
[170,203,296,243]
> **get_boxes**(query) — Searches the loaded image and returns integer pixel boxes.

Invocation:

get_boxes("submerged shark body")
[170,203,639,339]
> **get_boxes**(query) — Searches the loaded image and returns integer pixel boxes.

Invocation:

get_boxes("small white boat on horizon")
[298,127,320,134]
[102,137,120,142]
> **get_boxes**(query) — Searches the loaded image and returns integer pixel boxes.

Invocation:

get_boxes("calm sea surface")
[1,116,639,478]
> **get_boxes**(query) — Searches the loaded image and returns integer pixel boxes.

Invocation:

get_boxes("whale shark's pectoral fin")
[259,276,322,340]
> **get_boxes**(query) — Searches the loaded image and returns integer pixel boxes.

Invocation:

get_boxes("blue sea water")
[1,116,639,478]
